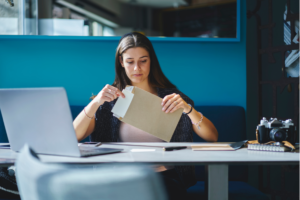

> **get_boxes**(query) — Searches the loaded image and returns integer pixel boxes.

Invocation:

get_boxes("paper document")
[191,144,235,151]
[191,141,247,151]
[111,86,183,142]
[111,90,134,118]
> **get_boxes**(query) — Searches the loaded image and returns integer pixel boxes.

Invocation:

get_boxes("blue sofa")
[0,106,268,200]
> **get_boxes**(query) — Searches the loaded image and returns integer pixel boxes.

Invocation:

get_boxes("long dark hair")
[112,32,176,91]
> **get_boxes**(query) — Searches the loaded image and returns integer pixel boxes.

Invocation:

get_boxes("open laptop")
[0,88,123,157]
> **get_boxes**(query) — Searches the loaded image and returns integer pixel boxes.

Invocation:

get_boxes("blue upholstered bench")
[0,106,269,200]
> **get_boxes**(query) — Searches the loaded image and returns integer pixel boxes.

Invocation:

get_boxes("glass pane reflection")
[0,0,237,38]
[0,0,19,35]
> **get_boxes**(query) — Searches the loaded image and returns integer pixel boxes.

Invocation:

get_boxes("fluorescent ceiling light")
[56,0,119,28]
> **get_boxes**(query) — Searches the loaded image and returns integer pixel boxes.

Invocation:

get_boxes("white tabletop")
[1,142,298,200]
[0,142,299,166]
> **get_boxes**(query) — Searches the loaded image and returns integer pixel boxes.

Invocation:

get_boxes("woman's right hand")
[94,84,125,106]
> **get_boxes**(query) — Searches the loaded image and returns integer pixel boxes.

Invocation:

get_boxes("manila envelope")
[111,86,183,142]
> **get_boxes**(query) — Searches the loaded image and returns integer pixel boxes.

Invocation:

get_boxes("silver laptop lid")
[0,88,81,157]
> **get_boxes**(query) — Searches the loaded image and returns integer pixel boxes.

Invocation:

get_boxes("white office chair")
[15,144,167,200]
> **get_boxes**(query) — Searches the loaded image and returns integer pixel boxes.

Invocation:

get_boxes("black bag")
[0,166,20,199]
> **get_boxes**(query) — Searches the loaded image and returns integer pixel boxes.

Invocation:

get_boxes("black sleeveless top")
[90,87,197,188]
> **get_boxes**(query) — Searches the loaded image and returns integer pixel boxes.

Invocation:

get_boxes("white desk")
[0,142,299,200]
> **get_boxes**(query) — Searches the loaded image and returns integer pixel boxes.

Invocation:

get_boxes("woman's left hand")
[161,93,191,113]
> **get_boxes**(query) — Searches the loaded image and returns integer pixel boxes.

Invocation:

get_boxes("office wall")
[0,1,246,142]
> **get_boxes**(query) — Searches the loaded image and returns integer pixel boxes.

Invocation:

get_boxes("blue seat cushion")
[187,181,269,200]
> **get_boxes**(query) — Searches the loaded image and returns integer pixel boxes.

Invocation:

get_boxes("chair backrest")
[69,105,85,121]
[16,144,167,200]
[1,105,247,142]
[193,106,248,182]
[69,106,89,142]
[193,106,246,142]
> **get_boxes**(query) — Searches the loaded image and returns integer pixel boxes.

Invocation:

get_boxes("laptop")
[0,88,123,157]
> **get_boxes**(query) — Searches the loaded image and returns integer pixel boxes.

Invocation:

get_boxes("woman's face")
[120,47,151,85]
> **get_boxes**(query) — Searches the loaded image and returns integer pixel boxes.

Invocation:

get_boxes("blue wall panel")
[0,37,246,107]
[0,40,119,106]
[152,41,246,108]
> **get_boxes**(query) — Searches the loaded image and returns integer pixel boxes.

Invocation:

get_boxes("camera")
[257,117,295,144]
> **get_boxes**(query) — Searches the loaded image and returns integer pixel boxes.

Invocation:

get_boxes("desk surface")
[0,142,299,166]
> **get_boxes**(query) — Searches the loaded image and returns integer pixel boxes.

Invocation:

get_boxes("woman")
[73,32,218,200]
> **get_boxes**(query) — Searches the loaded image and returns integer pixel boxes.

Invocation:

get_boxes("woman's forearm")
[187,108,218,142]
[161,94,218,142]
[73,84,125,142]
[73,100,100,141]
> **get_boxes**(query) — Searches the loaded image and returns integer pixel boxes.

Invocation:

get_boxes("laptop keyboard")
[79,148,104,156]
[78,146,122,157]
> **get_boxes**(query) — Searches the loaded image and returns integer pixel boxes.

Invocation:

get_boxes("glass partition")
[0,0,240,41]
[0,0,19,35]
[0,0,37,35]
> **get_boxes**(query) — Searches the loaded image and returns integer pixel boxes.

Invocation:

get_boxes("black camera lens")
[270,129,287,142]
[274,132,284,141]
